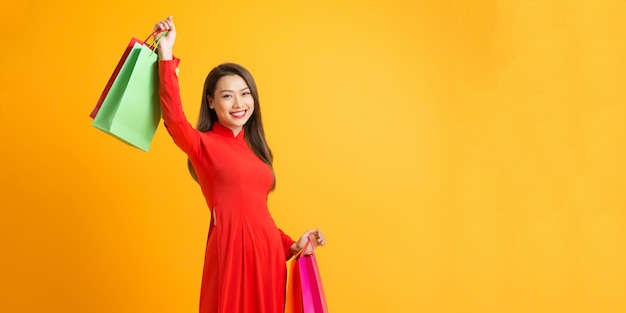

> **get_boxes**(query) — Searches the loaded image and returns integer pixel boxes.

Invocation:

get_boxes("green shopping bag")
[92,38,162,152]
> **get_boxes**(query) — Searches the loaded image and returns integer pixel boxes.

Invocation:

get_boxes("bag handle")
[144,30,168,52]
[293,237,314,259]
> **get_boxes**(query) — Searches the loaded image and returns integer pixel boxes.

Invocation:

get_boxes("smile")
[230,110,247,118]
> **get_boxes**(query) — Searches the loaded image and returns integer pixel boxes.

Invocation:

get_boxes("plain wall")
[1,0,625,312]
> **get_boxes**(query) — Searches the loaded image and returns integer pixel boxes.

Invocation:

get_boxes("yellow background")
[1,0,625,312]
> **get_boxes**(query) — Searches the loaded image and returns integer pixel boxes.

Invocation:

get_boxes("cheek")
[215,107,230,119]
[215,101,230,113]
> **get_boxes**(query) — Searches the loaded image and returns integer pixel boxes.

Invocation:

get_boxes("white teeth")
[231,111,246,117]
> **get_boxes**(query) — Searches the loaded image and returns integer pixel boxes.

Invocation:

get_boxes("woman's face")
[209,74,255,135]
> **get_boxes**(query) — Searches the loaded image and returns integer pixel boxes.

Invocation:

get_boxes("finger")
[155,22,166,31]
[317,235,325,244]
[313,229,323,239]
[166,16,176,31]
[316,231,325,245]
[304,245,313,255]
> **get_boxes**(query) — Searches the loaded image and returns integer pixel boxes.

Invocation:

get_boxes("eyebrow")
[219,87,250,94]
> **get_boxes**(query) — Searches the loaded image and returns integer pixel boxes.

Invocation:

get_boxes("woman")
[154,16,326,313]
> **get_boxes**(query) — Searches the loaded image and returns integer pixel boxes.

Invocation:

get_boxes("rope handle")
[293,237,314,259]
[144,30,168,52]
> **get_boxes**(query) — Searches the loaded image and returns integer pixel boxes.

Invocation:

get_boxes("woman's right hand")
[153,16,176,60]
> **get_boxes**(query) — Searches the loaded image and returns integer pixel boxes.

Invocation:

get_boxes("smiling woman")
[154,16,326,313]
[200,64,261,136]
[192,62,270,184]
[209,74,255,134]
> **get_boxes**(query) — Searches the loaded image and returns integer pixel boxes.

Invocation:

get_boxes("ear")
[207,95,214,109]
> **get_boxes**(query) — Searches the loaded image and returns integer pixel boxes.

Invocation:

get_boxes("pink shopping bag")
[286,238,328,313]
[299,252,328,313]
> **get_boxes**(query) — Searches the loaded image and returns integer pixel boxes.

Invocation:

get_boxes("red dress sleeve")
[158,58,201,157]
[278,229,296,260]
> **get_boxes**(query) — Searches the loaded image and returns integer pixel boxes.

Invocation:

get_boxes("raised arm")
[155,16,201,157]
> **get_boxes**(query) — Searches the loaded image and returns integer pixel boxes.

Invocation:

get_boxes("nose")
[232,95,243,108]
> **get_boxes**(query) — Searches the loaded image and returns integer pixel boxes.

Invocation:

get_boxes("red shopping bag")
[90,32,164,119]
[285,239,329,313]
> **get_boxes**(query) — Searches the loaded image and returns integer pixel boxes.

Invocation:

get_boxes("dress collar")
[212,122,245,141]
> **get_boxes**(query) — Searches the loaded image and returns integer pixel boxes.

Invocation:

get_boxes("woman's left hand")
[292,228,326,255]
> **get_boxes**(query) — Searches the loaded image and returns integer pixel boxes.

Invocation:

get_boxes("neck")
[231,128,242,137]
[226,125,243,137]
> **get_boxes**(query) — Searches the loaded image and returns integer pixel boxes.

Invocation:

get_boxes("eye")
[242,91,251,96]
[222,94,232,98]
